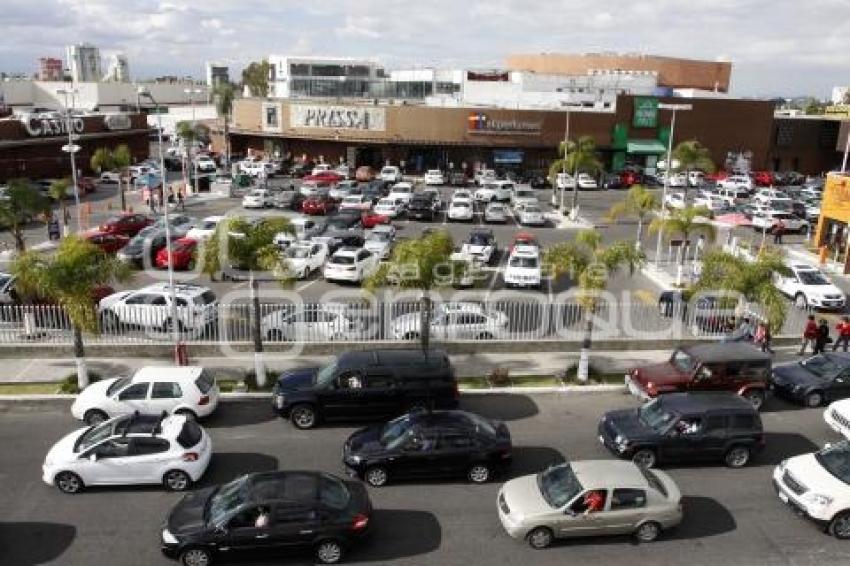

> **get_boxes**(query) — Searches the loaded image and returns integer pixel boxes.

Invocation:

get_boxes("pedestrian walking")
[799,314,818,355]
[814,318,831,355]
[754,321,773,353]
[177,187,185,211]
[47,215,60,241]
[772,219,785,244]
[835,316,850,352]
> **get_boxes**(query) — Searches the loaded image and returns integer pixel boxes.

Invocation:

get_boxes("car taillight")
[183,452,199,462]
[199,395,210,406]
[351,513,369,531]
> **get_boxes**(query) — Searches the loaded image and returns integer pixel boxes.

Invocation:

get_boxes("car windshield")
[509,256,538,268]
[330,255,355,265]
[286,247,311,259]
[106,377,131,396]
[380,414,414,448]
[200,220,218,230]
[524,206,542,214]
[537,464,583,509]
[800,354,844,379]
[815,440,850,485]
[638,398,678,432]
[207,476,249,525]
[453,202,470,209]
[315,360,338,387]
[798,271,830,285]
[515,190,534,198]
[468,233,491,246]
[671,349,696,372]
[75,420,118,452]
[368,232,390,242]
[487,205,504,212]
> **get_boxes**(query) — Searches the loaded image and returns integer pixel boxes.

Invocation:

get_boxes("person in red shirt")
[834,316,850,352]
[583,490,606,514]
[799,314,818,356]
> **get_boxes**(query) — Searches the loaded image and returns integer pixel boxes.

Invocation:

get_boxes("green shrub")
[243,370,276,391]
[487,367,511,387]
[58,372,102,394]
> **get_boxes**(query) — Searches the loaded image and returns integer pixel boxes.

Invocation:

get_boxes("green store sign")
[633,97,659,128]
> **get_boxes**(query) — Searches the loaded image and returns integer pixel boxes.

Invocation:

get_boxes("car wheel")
[84,409,109,426]
[631,448,657,468]
[163,469,192,491]
[290,404,318,429]
[468,463,492,484]
[724,445,751,468]
[175,409,197,422]
[179,547,213,566]
[55,471,84,494]
[527,526,553,549]
[805,390,824,408]
[635,521,661,543]
[829,512,850,539]
[743,389,765,410]
[315,539,344,564]
[795,293,808,309]
[365,465,389,487]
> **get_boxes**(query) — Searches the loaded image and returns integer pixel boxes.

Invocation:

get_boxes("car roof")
[681,343,770,363]
[511,245,539,257]
[131,366,204,383]
[243,471,324,505]
[657,392,757,414]
[571,460,647,489]
[338,348,449,367]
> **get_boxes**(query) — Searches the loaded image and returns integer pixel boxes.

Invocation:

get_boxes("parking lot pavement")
[2,393,849,566]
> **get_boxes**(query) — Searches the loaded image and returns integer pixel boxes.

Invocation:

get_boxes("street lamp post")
[653,103,693,275]
[139,87,181,349]
[184,87,203,196]
[559,104,571,211]
[56,89,83,233]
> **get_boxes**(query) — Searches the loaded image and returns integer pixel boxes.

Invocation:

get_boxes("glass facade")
[287,78,459,100]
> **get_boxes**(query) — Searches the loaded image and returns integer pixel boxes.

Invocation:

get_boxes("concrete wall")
[0,80,209,111]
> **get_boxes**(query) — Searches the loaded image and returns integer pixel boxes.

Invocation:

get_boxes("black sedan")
[770,353,850,407]
[342,410,512,487]
[161,471,372,565]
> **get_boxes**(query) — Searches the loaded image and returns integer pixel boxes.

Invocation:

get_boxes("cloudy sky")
[1,0,847,97]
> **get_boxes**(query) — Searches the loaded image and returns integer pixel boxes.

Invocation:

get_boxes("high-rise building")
[65,43,102,82]
[104,53,130,82]
[206,62,229,87]
[38,57,64,81]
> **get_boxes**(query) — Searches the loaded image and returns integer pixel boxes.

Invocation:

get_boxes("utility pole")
[57,89,82,232]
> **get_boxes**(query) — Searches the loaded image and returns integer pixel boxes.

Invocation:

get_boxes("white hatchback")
[43,413,212,494]
[71,366,220,425]
[448,198,474,221]
[504,245,542,288]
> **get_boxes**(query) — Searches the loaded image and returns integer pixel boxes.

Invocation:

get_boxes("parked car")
[512,187,538,209]
[484,202,509,223]
[770,353,850,407]
[185,215,224,242]
[379,165,403,183]
[448,198,474,222]
[388,182,415,206]
[98,283,218,335]
[339,194,372,212]
[475,180,514,203]
[753,187,791,204]
[626,343,771,409]
[299,180,330,198]
[773,441,850,539]
[161,471,373,565]
[194,155,216,173]
[43,413,211,494]
[408,195,439,221]
[261,304,363,342]
[155,237,198,271]
[302,194,338,216]
[602,173,624,190]
[516,203,546,226]
[664,192,686,209]
[242,188,274,209]
[775,263,845,310]
[82,230,129,254]
[325,211,362,232]
[460,229,497,265]
[577,173,598,190]
[99,213,152,237]
[272,348,458,429]
[390,301,509,341]
[751,211,809,234]
[424,169,445,185]
[343,409,512,487]
[361,210,391,229]
[283,241,329,279]
[449,171,469,187]
[364,225,394,259]
[99,170,122,184]
[271,185,304,210]
[508,231,539,253]
[599,392,765,469]
[504,244,542,289]
[825,399,850,439]
[717,174,754,192]
[497,460,683,547]
[323,247,378,284]
[752,171,775,187]
[373,197,405,219]
[474,169,497,186]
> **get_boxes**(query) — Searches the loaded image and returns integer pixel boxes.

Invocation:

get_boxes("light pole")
[653,103,693,273]
[184,87,203,196]
[139,87,181,348]
[559,103,571,211]
[56,89,82,232]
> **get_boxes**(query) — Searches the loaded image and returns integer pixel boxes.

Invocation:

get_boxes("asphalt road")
[1,392,848,566]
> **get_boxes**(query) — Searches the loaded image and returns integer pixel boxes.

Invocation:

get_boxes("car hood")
[501,474,554,520]
[772,363,826,387]
[633,362,687,388]
[44,427,88,466]
[74,378,118,407]
[167,486,218,536]
[346,424,385,456]
[604,408,656,441]
[276,367,320,391]
[785,453,849,496]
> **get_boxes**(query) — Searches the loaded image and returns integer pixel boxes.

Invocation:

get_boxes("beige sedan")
[497,460,683,548]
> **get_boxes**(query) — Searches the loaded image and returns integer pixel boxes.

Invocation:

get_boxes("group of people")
[723,316,774,353]
[799,314,850,355]
[146,186,186,214]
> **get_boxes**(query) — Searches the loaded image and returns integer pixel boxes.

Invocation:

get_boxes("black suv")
[599,392,765,469]
[161,471,372,565]
[273,349,459,429]
[343,410,512,487]
[407,195,439,221]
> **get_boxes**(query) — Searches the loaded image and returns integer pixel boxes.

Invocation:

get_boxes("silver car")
[484,202,508,223]
[497,460,682,548]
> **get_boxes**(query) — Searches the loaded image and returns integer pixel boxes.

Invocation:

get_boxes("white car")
[242,188,273,208]
[98,283,218,334]
[194,156,217,172]
[390,302,509,340]
[773,441,850,538]
[99,171,122,184]
[448,198,474,222]
[240,160,276,177]
[825,400,850,440]
[424,169,445,185]
[364,225,395,259]
[186,215,224,242]
[261,304,363,342]
[805,201,821,221]
[504,245,542,288]
[283,241,329,279]
[329,180,358,200]
[751,212,809,234]
[775,263,846,310]
[42,413,212,494]
[688,171,705,186]
[311,163,332,176]
[474,169,497,186]
[323,247,379,283]
[800,187,823,201]
[718,175,754,192]
[753,188,790,204]
[334,163,351,179]
[461,229,498,265]
[693,191,732,212]
[298,180,324,197]
[715,185,750,203]
[374,197,404,219]
[577,173,598,190]
[339,194,372,212]
[475,181,514,203]
[453,189,473,201]
[664,192,686,209]
[380,165,403,183]
[388,182,415,206]
[517,203,546,226]
[484,202,509,223]
[555,172,576,190]
[512,187,538,209]
[274,217,325,249]
[659,172,687,188]
[71,366,220,425]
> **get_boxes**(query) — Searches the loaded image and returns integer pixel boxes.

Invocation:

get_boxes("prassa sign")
[290,104,386,132]
[21,114,84,137]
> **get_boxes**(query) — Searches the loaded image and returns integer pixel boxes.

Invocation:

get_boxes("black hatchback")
[161,471,372,565]
[343,410,512,487]
[599,392,765,469]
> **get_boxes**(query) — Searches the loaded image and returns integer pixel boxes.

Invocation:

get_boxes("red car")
[361,210,390,229]
[83,230,129,254]
[304,171,344,183]
[99,213,152,237]
[752,171,775,187]
[76,177,96,194]
[620,170,641,187]
[509,231,539,253]
[155,237,198,270]
[301,195,338,215]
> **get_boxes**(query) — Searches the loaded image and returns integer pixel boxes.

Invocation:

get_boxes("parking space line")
[295,278,321,293]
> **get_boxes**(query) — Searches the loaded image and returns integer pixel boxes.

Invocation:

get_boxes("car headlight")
[803,493,833,507]
[614,435,630,452]
[346,454,362,464]
[161,529,178,544]
[777,459,788,472]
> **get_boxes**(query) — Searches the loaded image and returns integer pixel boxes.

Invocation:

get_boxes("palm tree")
[548,135,602,217]
[649,206,716,285]
[12,236,131,389]
[213,83,235,166]
[90,147,114,177]
[48,178,71,236]
[543,230,645,381]
[607,185,659,250]
[201,216,294,386]
[670,140,714,202]
[0,179,51,251]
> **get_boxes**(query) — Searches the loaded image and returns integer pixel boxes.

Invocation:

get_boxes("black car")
[599,392,765,469]
[601,173,624,190]
[117,230,167,267]
[272,349,459,429]
[448,171,468,187]
[770,353,850,407]
[407,195,438,221]
[325,233,366,255]
[161,471,372,565]
[343,409,512,487]
[325,212,361,232]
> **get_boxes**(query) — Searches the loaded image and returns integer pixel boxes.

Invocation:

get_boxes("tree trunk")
[250,272,265,387]
[119,174,126,212]
[635,217,644,250]
[73,324,89,390]
[13,224,25,252]
[419,293,432,353]
[577,304,594,382]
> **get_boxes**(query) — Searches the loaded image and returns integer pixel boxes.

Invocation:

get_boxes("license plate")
[778,492,789,504]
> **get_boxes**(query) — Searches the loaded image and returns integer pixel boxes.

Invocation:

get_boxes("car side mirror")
[89,453,98,462]
[824,442,833,450]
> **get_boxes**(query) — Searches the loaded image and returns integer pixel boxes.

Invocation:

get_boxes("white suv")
[43,413,212,494]
[424,169,445,185]
[388,182,415,206]
[718,175,754,192]
[773,441,850,538]
[504,245,542,288]
[71,366,220,425]
[380,165,403,183]
[323,247,379,283]
[825,400,850,440]
[98,284,218,334]
[775,263,846,310]
[475,181,514,203]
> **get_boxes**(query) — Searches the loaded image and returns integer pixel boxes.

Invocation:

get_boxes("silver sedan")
[484,202,509,223]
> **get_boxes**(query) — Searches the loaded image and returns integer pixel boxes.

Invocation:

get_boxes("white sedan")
[324,248,379,283]
[374,197,404,219]
[664,192,686,209]
[517,203,546,226]
[42,413,212,494]
[448,199,475,222]
[424,169,445,185]
[339,194,372,212]
[283,241,329,279]
[577,173,598,189]
[364,227,394,259]
[185,215,224,242]
[242,189,273,208]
